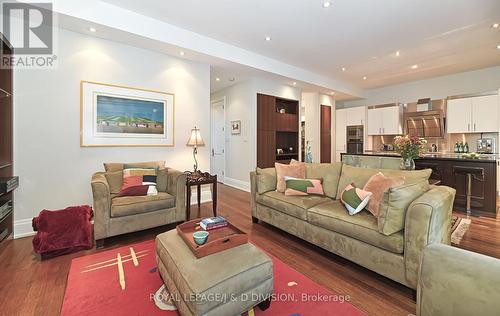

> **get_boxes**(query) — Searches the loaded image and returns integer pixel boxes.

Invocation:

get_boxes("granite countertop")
[345,151,499,163]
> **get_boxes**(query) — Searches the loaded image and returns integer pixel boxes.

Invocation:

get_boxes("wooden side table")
[185,171,217,221]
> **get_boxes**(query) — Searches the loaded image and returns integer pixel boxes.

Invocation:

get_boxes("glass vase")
[401,157,415,171]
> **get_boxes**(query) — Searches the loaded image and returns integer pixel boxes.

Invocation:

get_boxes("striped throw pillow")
[118,167,158,197]
[284,176,324,196]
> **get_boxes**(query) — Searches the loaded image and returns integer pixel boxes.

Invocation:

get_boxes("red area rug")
[62,239,365,316]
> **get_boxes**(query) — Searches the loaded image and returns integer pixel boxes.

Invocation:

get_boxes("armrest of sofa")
[403,185,456,288]
[91,172,111,240]
[417,244,500,316]
[250,171,257,217]
[166,168,187,221]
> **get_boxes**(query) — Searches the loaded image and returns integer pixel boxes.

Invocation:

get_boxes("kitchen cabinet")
[367,106,402,135]
[447,95,499,133]
[335,108,347,152]
[415,158,496,214]
[346,106,366,126]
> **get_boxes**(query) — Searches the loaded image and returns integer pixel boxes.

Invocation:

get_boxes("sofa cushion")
[307,201,404,253]
[104,170,123,194]
[303,162,343,199]
[336,164,432,199]
[256,191,331,220]
[256,167,277,194]
[156,168,168,192]
[111,192,175,217]
[275,162,306,192]
[363,172,405,217]
[104,161,166,172]
[378,180,430,235]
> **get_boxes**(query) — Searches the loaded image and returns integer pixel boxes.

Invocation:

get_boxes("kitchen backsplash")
[370,133,499,153]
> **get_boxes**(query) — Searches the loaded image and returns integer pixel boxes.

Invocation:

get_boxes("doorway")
[211,97,226,183]
[320,104,332,163]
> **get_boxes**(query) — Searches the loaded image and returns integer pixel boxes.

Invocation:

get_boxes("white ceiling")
[102,0,500,89]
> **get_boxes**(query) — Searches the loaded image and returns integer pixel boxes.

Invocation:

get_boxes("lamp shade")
[186,127,205,147]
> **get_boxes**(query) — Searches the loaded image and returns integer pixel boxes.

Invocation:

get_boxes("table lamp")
[186,126,205,172]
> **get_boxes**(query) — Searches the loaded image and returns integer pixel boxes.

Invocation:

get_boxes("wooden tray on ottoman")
[176,218,248,259]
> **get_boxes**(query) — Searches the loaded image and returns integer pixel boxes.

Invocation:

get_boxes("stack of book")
[200,216,228,231]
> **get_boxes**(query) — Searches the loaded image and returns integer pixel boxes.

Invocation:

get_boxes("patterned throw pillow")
[275,162,306,193]
[118,167,158,197]
[340,184,372,215]
[284,177,324,196]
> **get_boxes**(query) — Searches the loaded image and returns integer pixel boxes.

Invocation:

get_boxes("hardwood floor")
[0,184,499,316]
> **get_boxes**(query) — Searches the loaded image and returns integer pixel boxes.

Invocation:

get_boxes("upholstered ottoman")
[155,229,273,316]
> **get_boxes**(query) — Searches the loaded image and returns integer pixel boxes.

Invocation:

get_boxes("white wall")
[13,28,211,237]
[211,78,301,190]
[341,66,500,107]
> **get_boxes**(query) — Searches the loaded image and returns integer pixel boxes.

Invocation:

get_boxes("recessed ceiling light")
[89,27,96,33]
[492,23,499,28]
[395,51,400,57]
[341,67,346,72]
[497,44,500,50]
[322,1,331,8]
[179,51,185,56]
[215,77,220,81]
[265,36,271,41]
[292,82,297,86]
[362,76,367,80]
[330,91,335,95]
[411,64,419,69]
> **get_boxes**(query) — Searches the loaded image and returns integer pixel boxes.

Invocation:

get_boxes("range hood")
[404,99,446,138]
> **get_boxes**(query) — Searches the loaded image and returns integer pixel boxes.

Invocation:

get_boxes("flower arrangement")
[394,135,427,160]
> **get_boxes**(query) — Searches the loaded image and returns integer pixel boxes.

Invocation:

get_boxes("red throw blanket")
[32,205,93,259]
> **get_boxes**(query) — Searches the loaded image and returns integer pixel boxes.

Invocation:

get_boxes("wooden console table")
[185,171,217,221]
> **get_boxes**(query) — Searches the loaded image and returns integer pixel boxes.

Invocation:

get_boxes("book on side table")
[176,218,247,259]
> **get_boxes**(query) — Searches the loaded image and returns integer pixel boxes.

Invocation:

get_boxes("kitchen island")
[341,152,497,215]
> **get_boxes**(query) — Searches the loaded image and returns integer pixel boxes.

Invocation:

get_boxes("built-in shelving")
[257,94,300,168]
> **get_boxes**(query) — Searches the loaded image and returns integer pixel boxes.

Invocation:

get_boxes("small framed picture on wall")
[231,120,241,134]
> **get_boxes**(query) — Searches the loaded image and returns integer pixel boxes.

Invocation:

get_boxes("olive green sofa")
[91,161,187,247]
[250,163,456,290]
[418,244,500,316]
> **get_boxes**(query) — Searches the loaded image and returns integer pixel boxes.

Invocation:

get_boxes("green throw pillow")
[340,183,372,215]
[284,177,324,196]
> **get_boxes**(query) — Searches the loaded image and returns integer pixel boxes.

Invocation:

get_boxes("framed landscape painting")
[80,81,174,147]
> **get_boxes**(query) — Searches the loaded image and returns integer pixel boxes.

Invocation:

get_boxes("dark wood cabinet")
[0,33,14,245]
[415,158,496,214]
[257,93,299,168]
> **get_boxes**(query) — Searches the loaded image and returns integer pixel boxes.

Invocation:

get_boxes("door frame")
[210,96,226,183]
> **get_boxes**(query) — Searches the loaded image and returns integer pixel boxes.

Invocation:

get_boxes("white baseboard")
[13,191,212,239]
[190,189,213,205]
[14,218,36,239]
[223,177,250,192]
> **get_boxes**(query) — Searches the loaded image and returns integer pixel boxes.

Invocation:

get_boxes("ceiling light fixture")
[341,67,346,71]
[265,36,271,41]
[330,91,335,95]
[292,82,297,86]
[179,51,185,56]
[215,77,220,82]
[362,76,367,80]
[411,64,419,69]
[492,23,499,28]
[322,1,331,8]
[89,27,96,33]
[497,44,500,50]
[395,51,400,57]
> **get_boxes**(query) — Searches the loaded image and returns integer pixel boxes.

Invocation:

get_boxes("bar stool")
[453,166,484,214]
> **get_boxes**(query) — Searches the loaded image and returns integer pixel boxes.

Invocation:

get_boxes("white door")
[367,108,382,135]
[447,98,472,133]
[471,95,499,133]
[211,98,225,182]
[335,109,347,151]
[381,106,401,135]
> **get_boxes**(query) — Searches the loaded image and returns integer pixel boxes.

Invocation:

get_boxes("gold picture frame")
[80,81,175,147]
